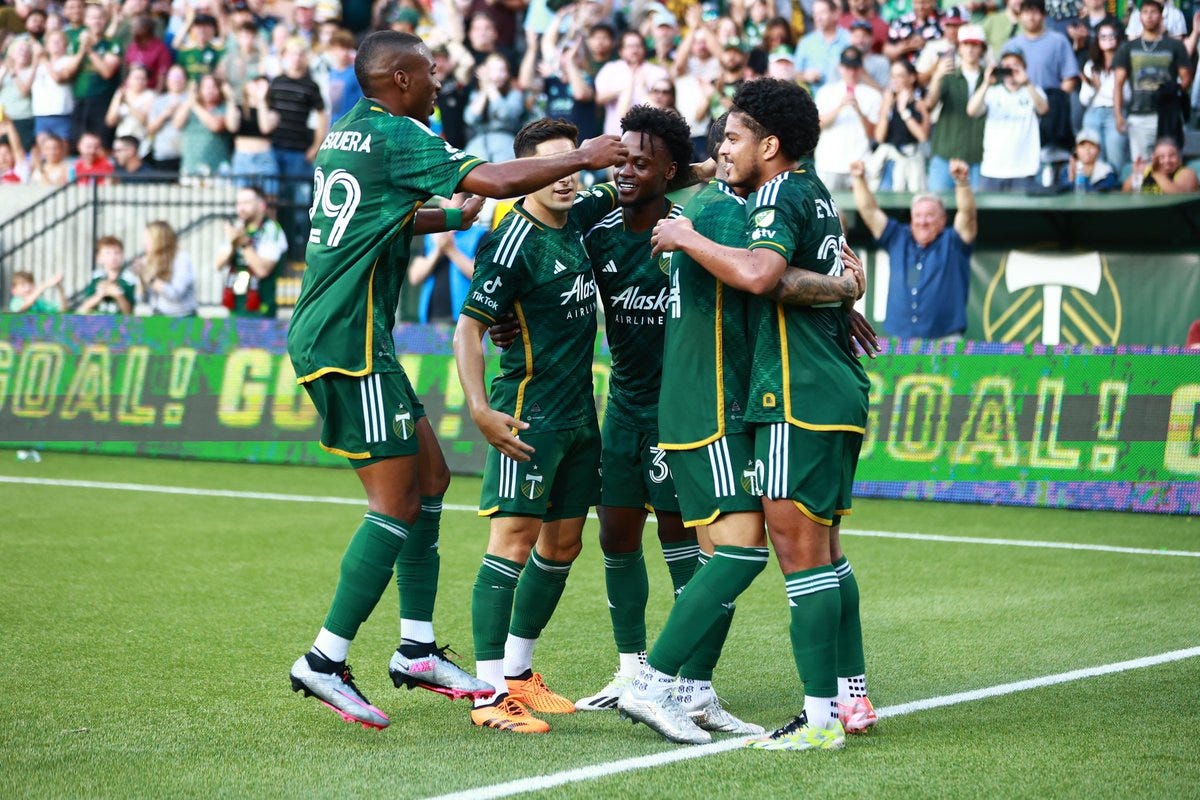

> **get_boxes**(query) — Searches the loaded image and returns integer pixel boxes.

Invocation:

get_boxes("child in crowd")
[8,270,65,313]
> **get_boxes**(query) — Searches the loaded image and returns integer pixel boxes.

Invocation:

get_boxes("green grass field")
[2,452,1198,799]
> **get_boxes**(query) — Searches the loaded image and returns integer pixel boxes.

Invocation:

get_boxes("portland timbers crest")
[392,403,414,440]
[740,459,763,496]
[521,466,545,500]
[658,251,672,275]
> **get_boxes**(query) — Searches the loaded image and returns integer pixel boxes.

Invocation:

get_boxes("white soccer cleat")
[618,682,712,745]
[575,673,632,711]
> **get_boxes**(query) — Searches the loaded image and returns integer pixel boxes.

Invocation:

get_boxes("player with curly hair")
[623,79,876,750]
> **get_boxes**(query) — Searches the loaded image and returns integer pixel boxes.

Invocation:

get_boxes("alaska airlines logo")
[560,273,598,305]
[610,286,668,312]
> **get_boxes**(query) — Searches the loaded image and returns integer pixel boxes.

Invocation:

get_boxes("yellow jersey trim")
[459,157,484,173]
[511,203,547,230]
[835,508,853,516]
[511,301,533,426]
[295,205,417,385]
[776,304,865,433]
[792,500,834,527]
[748,240,788,253]
[320,442,372,459]
[658,284,728,450]
[462,305,497,324]
[479,505,500,517]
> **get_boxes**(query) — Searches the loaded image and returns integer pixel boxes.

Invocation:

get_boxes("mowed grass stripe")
[423,647,1200,800]
[2,475,1197,559]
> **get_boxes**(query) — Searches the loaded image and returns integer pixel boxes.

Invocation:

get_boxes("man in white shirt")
[967,49,1049,191]
[814,46,882,190]
[595,30,670,136]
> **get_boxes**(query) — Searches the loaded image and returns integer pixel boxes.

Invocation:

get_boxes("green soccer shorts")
[599,414,680,514]
[301,371,426,466]
[664,431,761,528]
[754,421,863,526]
[480,423,601,522]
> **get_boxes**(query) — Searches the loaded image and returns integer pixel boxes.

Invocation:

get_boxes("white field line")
[423,647,1200,800]
[2,475,1198,559]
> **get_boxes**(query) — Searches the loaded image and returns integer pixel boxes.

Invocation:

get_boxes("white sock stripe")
[482,556,521,579]
[834,561,853,578]
[421,503,443,513]
[714,549,769,563]
[786,579,841,598]
[785,571,839,589]
[530,552,572,574]
[663,546,700,562]
[363,512,408,539]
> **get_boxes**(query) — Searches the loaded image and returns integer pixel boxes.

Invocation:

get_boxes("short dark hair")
[354,30,424,95]
[731,77,820,161]
[588,22,616,38]
[707,112,729,162]
[1018,0,1046,12]
[621,104,695,190]
[114,135,140,150]
[513,117,578,158]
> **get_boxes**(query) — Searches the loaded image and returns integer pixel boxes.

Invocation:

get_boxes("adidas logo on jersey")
[559,273,597,305]
[609,285,668,313]
[553,260,568,274]
[602,260,618,273]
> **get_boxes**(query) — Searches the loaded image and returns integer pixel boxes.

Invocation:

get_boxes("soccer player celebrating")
[286,31,626,731]
[571,106,755,736]
[648,78,876,751]
[453,118,629,734]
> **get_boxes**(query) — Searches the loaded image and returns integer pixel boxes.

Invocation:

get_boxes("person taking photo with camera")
[967,49,1048,192]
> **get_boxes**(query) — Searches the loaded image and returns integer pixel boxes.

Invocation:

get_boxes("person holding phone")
[814,46,881,190]
[967,48,1048,192]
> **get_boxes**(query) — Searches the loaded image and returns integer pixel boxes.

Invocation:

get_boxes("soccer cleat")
[618,683,712,745]
[839,696,878,734]
[290,653,389,730]
[388,645,496,701]
[685,695,765,735]
[470,693,551,734]
[746,712,845,751]
[574,673,632,711]
[506,671,576,714]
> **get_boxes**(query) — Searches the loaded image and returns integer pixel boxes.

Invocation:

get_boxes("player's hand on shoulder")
[476,410,535,462]
[650,215,694,256]
[487,312,520,350]
[578,135,628,170]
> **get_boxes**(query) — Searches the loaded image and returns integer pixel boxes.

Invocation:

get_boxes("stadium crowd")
[1,0,1197,195]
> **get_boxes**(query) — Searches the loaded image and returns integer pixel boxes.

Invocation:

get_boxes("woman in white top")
[136,220,197,317]
[1079,22,1129,173]
[0,38,36,151]
[31,29,75,141]
[104,64,156,150]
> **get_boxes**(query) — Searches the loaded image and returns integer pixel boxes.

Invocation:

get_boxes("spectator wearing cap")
[124,14,172,90]
[840,0,890,54]
[176,13,223,81]
[1113,0,1193,164]
[885,0,943,62]
[794,0,851,91]
[1060,128,1119,191]
[916,7,968,86]
[926,23,987,189]
[289,0,318,48]
[595,30,669,136]
[848,20,891,89]
[849,156,977,341]
[1003,0,1078,160]
[968,48,1048,191]
[815,45,882,190]
[766,47,798,83]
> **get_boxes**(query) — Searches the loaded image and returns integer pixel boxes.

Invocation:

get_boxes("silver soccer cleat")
[685,695,765,735]
[388,645,496,701]
[290,654,389,730]
[618,683,712,745]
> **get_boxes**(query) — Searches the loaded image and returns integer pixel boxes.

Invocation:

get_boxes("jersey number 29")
[309,167,362,248]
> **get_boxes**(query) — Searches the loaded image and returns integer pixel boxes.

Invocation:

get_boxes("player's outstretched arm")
[651,216,787,295]
[452,315,535,462]
[458,135,628,199]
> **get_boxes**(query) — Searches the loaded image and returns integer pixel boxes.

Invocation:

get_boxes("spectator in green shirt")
[65,2,123,147]
[75,236,137,315]
[176,13,223,81]
[8,270,64,313]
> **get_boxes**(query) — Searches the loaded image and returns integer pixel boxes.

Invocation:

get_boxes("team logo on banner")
[392,404,414,440]
[984,251,1121,346]
[521,467,545,500]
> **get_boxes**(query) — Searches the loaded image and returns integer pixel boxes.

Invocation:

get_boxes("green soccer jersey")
[288,98,485,383]
[659,180,754,448]
[743,165,869,431]
[460,184,619,432]
[587,200,681,431]
[73,36,123,99]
